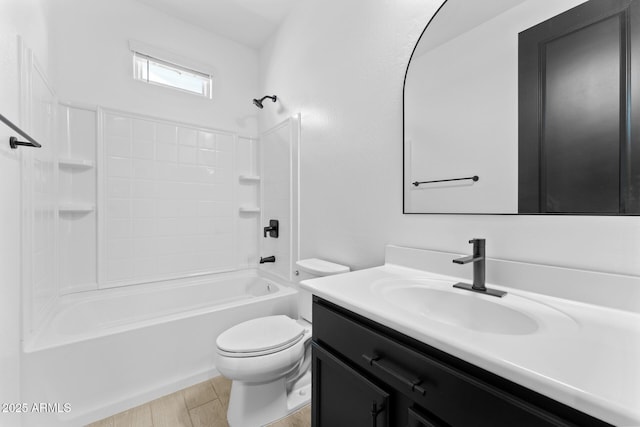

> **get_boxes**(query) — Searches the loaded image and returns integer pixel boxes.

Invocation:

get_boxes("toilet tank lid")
[296,258,350,276]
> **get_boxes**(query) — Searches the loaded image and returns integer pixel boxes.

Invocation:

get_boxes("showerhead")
[252,95,277,109]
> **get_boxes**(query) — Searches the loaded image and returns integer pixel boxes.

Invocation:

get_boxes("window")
[133,52,212,98]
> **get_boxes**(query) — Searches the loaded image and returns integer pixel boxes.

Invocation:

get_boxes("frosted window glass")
[133,52,212,98]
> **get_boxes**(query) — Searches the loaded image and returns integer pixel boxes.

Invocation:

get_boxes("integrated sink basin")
[371,278,577,335]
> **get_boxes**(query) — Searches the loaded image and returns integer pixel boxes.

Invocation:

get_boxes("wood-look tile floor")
[86,375,311,427]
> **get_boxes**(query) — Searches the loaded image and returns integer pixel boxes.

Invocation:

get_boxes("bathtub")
[21,270,297,427]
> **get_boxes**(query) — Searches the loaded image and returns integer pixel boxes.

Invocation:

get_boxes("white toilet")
[215,258,350,427]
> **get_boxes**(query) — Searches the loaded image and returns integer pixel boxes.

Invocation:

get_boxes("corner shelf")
[59,203,95,214]
[59,157,95,170]
[239,207,261,214]
[239,174,260,183]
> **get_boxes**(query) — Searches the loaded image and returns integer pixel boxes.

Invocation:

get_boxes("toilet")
[215,258,350,427]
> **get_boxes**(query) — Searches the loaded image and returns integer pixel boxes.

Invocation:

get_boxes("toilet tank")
[296,258,350,322]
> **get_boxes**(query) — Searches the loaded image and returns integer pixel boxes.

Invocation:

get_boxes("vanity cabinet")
[311,297,611,427]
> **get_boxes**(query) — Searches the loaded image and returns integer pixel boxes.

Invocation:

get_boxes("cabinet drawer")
[313,299,572,427]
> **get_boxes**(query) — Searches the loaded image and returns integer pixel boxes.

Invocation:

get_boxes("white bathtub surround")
[300,245,640,426]
[21,270,297,427]
[101,109,241,287]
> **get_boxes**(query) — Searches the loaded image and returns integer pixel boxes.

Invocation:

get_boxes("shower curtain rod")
[0,112,42,149]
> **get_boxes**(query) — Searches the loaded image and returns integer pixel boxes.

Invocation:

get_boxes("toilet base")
[227,370,311,427]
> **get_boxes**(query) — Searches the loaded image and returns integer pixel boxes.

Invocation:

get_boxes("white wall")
[0,0,50,424]
[259,0,640,277]
[47,0,259,136]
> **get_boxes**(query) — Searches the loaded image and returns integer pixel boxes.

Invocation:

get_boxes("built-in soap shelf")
[239,174,260,183]
[238,207,260,214]
[59,203,96,214]
[58,157,95,170]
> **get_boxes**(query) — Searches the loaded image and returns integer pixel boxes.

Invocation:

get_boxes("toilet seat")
[216,315,305,358]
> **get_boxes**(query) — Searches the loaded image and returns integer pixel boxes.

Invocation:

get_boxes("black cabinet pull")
[362,353,427,395]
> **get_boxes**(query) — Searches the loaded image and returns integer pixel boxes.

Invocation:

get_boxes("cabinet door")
[312,343,389,427]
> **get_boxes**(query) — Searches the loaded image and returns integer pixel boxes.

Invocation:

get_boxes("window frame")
[132,51,213,99]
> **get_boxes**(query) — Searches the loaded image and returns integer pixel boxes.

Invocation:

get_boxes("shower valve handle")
[263,219,279,238]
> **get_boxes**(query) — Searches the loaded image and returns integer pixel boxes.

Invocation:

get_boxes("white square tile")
[216,151,233,168]
[107,199,131,218]
[197,201,216,217]
[212,183,233,201]
[133,237,159,258]
[193,183,216,201]
[155,237,179,255]
[107,219,132,239]
[132,180,157,198]
[132,199,156,218]
[108,178,131,198]
[156,143,178,163]
[213,218,234,234]
[157,162,180,181]
[132,141,154,159]
[108,157,132,178]
[133,219,157,237]
[133,159,156,179]
[197,217,216,234]
[107,238,133,259]
[178,128,197,146]
[198,131,215,149]
[156,123,177,144]
[209,250,236,270]
[177,200,199,217]
[177,165,200,182]
[106,258,133,281]
[179,145,197,165]
[157,218,181,236]
[133,119,155,141]
[105,115,131,138]
[107,136,132,158]
[156,200,180,218]
[132,257,157,278]
[197,166,216,183]
[198,149,217,167]
[210,232,234,250]
[214,167,233,184]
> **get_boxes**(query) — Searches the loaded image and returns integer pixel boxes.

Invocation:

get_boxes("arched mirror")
[403,0,639,215]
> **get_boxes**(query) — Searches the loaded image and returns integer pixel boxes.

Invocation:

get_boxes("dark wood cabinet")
[312,343,389,427]
[312,296,611,427]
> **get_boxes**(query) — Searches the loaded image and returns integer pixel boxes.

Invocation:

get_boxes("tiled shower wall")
[101,110,252,287]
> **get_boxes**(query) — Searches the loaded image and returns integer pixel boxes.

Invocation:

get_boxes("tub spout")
[259,256,276,264]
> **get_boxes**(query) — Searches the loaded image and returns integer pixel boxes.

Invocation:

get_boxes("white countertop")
[301,263,640,426]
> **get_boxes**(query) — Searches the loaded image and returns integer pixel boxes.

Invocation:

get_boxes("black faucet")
[259,256,276,264]
[452,239,506,298]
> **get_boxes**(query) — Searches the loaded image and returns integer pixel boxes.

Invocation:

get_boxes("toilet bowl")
[215,258,349,427]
